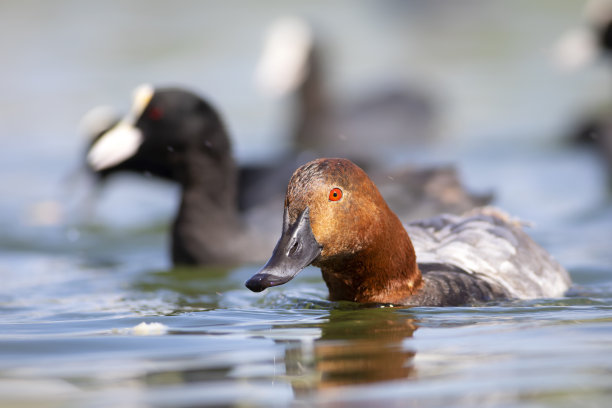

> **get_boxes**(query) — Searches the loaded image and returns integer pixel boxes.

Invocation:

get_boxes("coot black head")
[86,85,232,183]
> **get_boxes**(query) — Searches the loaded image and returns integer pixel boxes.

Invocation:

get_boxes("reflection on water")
[286,308,418,395]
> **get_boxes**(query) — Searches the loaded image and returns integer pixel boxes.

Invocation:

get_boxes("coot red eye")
[148,107,163,120]
[329,188,342,201]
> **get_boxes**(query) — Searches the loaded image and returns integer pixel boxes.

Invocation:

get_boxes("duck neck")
[320,215,423,304]
[171,151,242,265]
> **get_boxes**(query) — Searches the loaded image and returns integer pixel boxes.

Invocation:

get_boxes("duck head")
[246,158,422,303]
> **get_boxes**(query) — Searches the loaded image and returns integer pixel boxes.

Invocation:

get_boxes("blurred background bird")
[555,0,612,182]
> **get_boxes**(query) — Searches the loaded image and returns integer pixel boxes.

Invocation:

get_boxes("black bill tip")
[245,273,284,292]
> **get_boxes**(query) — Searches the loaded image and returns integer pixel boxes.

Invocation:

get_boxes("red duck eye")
[148,107,163,120]
[329,187,343,201]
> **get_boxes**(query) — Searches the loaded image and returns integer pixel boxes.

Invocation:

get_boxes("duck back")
[406,207,571,300]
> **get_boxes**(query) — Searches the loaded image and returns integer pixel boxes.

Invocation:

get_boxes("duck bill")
[86,84,154,172]
[245,207,321,292]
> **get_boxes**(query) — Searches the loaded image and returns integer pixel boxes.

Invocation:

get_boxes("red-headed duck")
[83,86,489,267]
[245,158,571,306]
